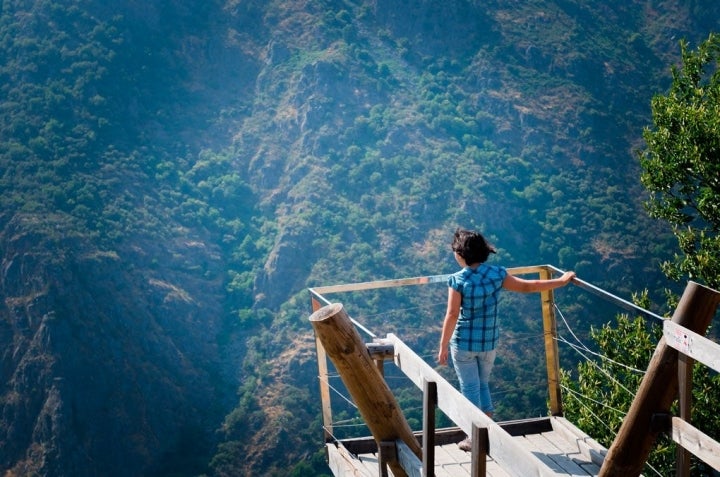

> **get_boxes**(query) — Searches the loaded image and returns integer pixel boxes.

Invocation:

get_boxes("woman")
[437,228,575,451]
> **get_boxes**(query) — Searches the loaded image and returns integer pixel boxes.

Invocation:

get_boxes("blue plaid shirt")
[448,264,508,352]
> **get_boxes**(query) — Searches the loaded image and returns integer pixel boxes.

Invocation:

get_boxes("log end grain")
[309,302,344,322]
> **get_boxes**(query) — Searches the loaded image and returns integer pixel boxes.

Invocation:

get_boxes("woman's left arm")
[438,287,461,365]
[502,271,576,293]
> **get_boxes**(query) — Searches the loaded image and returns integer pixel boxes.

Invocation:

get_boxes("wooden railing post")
[539,267,563,416]
[378,441,394,477]
[599,281,720,477]
[676,351,693,477]
[311,296,334,442]
[423,379,437,477]
[309,303,422,477]
[471,423,489,477]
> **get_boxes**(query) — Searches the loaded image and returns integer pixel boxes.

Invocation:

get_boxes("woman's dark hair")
[451,228,496,264]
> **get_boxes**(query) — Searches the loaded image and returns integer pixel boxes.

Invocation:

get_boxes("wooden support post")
[423,379,437,477]
[539,267,563,416]
[309,303,422,477]
[368,339,394,377]
[676,352,693,477]
[311,296,334,442]
[379,441,395,477]
[471,424,489,477]
[376,358,385,377]
[599,282,720,477]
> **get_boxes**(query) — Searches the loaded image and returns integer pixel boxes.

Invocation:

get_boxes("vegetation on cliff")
[0,0,718,475]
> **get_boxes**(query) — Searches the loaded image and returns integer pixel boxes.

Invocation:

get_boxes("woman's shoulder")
[448,267,471,286]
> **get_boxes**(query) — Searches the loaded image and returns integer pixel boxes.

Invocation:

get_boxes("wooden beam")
[422,380,436,477]
[310,274,447,295]
[340,428,466,455]
[379,441,396,477]
[664,320,720,373]
[538,267,562,416]
[599,281,720,477]
[677,351,693,477]
[326,443,375,477]
[309,303,421,477]
[499,417,553,436]
[397,440,423,477]
[388,333,558,477]
[311,296,334,442]
[671,416,720,471]
[471,424,489,477]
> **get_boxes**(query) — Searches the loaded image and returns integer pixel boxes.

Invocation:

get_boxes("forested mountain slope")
[0,0,717,475]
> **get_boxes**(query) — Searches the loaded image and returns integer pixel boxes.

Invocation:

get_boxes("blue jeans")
[451,347,496,414]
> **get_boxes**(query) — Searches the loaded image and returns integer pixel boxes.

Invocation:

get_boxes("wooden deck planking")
[434,443,467,477]
[333,417,606,477]
[344,444,512,477]
[435,442,512,477]
[522,432,594,476]
[435,444,470,477]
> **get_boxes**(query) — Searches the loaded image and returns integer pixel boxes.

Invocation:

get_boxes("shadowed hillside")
[0,0,717,475]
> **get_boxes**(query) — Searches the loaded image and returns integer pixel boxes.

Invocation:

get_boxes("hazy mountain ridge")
[0,0,718,475]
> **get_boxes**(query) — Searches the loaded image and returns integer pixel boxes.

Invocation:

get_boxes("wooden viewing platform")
[331,415,605,477]
[308,266,720,477]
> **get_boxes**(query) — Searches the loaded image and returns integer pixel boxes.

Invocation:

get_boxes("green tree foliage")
[561,309,720,475]
[2,0,719,474]
[560,313,676,474]
[564,35,720,476]
[640,33,720,289]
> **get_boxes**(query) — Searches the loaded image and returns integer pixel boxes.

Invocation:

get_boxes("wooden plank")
[311,266,548,296]
[434,444,468,477]
[389,333,558,477]
[312,295,334,441]
[310,274,449,294]
[671,416,720,471]
[340,429,466,456]
[542,432,601,477]
[423,380,437,477]
[677,352,693,477]
[397,440,423,477]
[342,436,380,455]
[550,416,607,467]
[500,417,553,437]
[523,433,592,476]
[538,431,582,461]
[410,442,514,477]
[485,455,513,477]
[471,425,489,477]
[664,320,720,374]
[314,335,334,440]
[327,443,376,477]
[357,453,382,475]
[538,267,563,416]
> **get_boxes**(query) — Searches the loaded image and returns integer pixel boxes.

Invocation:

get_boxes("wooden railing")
[599,281,720,476]
[308,265,565,443]
[309,267,720,477]
[664,317,720,474]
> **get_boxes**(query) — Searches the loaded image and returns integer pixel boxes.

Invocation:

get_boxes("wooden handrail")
[600,281,720,477]
[664,320,720,373]
[664,317,720,475]
[308,265,691,476]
